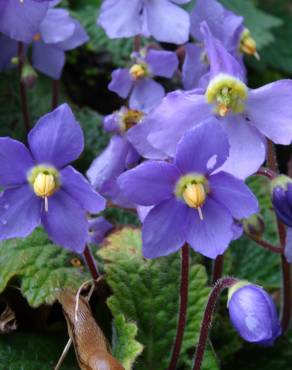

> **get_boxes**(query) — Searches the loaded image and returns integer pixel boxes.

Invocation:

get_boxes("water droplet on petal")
[3,204,9,210]
[207,154,217,170]
[1,219,7,225]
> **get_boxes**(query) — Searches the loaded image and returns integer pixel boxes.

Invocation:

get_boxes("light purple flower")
[88,217,113,245]
[228,282,281,345]
[0,104,105,253]
[109,48,178,112]
[118,119,258,259]
[98,0,190,44]
[139,23,292,179]
[0,0,50,43]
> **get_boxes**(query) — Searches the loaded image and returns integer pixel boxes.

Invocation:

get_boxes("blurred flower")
[109,48,178,113]
[118,119,258,259]
[98,0,190,44]
[228,281,281,345]
[0,0,50,43]
[88,217,113,245]
[0,104,105,252]
[140,23,292,179]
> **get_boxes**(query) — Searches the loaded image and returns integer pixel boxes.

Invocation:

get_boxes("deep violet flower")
[88,217,113,245]
[109,48,178,112]
[0,0,50,43]
[138,22,292,179]
[0,104,105,252]
[228,281,281,345]
[98,0,190,44]
[118,119,258,259]
[0,7,89,79]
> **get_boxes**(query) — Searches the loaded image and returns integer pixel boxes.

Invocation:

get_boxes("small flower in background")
[109,48,179,113]
[88,217,113,245]
[98,0,190,44]
[0,104,105,252]
[0,5,89,79]
[0,0,50,43]
[118,119,258,259]
[140,22,292,180]
[228,281,281,345]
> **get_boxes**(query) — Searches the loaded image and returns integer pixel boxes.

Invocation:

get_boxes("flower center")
[205,74,248,117]
[33,33,41,42]
[239,29,259,59]
[129,63,148,80]
[120,109,144,131]
[175,174,208,220]
[28,165,60,212]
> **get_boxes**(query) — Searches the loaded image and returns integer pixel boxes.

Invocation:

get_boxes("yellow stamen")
[33,173,57,212]
[129,64,147,80]
[240,29,259,59]
[33,33,41,42]
[183,183,206,220]
[218,103,229,117]
[121,109,144,131]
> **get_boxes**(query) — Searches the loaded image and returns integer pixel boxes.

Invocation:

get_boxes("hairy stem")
[192,277,238,370]
[52,79,60,110]
[17,42,31,133]
[212,255,224,284]
[83,245,100,280]
[167,244,189,370]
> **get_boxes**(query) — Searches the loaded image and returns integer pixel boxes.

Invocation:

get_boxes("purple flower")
[118,119,258,259]
[0,0,50,43]
[98,0,190,44]
[0,104,105,253]
[228,282,281,345]
[88,217,113,245]
[139,23,292,179]
[109,48,178,113]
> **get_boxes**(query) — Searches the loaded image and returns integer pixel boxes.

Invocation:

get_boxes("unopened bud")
[271,175,292,227]
[243,213,265,241]
[21,64,38,88]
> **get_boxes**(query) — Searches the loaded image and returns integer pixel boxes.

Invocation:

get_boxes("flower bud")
[228,282,281,345]
[242,213,265,241]
[21,63,38,88]
[271,175,292,227]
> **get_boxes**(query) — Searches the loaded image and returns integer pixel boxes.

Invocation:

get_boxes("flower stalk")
[212,255,224,284]
[167,244,189,370]
[52,80,60,110]
[83,245,101,281]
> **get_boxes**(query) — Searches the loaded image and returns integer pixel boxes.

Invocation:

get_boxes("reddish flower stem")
[83,245,100,280]
[256,167,277,180]
[248,236,282,254]
[52,79,60,110]
[17,42,31,134]
[212,255,224,284]
[266,140,291,333]
[167,244,189,370]
[133,35,141,52]
[192,277,238,370]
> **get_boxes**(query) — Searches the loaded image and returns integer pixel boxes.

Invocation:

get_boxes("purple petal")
[175,118,229,175]
[130,78,165,113]
[0,138,34,187]
[142,198,188,258]
[28,103,84,168]
[182,43,209,90]
[88,217,113,245]
[147,90,212,157]
[0,0,49,43]
[137,205,153,222]
[32,41,65,79]
[103,111,122,134]
[145,0,190,44]
[0,35,17,71]
[118,161,180,206]
[40,8,75,44]
[218,115,266,179]
[98,0,142,38]
[171,0,191,3]
[285,227,292,263]
[146,49,178,78]
[201,21,244,81]
[87,135,130,195]
[41,189,88,253]
[186,197,233,259]
[0,185,41,240]
[247,80,292,145]
[209,172,259,219]
[56,20,89,50]
[109,68,133,99]
[125,145,140,168]
[61,166,105,214]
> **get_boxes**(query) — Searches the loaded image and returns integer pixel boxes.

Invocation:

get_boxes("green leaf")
[0,331,78,370]
[0,229,90,307]
[220,0,283,49]
[112,314,144,370]
[99,228,219,370]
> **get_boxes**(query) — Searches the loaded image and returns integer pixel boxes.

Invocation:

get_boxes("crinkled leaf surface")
[99,227,219,370]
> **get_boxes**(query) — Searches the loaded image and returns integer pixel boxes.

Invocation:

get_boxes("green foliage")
[99,227,219,370]
[0,229,90,307]
[112,314,144,370]
[0,332,78,370]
